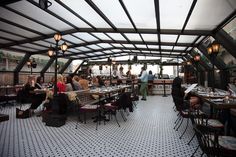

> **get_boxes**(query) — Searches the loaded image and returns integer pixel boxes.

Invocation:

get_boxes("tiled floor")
[0,96,202,157]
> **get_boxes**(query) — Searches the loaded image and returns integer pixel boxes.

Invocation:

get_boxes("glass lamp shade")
[207,46,213,55]
[212,42,220,53]
[61,42,68,52]
[48,46,54,57]
[54,33,62,42]
[187,61,191,65]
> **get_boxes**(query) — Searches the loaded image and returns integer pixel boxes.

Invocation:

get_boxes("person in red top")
[56,74,66,93]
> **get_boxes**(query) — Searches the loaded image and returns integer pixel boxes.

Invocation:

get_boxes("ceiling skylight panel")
[0,7,54,34]
[112,49,122,52]
[62,0,111,28]
[73,32,97,42]
[111,43,123,47]
[0,31,25,41]
[92,33,111,40]
[141,34,158,42]
[0,21,38,38]
[125,33,142,41]
[161,46,173,50]
[135,44,147,48]
[0,39,11,44]
[123,44,135,48]
[186,0,235,30]
[93,0,133,28]
[97,43,112,48]
[11,46,37,52]
[123,0,156,29]
[195,36,205,44]
[78,47,91,51]
[93,52,104,55]
[178,35,197,43]
[106,33,126,40]
[9,1,72,30]
[47,1,90,28]
[62,35,84,44]
[173,46,186,50]
[148,45,159,49]
[160,0,192,29]
[20,43,45,50]
[87,45,101,50]
[161,35,178,42]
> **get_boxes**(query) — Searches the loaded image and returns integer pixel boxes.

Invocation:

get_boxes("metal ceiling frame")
[0,0,234,80]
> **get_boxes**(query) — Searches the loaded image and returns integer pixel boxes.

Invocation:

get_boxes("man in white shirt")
[139,67,148,100]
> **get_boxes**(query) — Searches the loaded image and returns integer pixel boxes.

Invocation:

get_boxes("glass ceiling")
[0,0,235,66]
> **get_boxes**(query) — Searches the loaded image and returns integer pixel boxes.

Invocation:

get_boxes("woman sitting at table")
[17,76,46,116]
[171,76,200,110]
[65,75,76,91]
[29,76,46,111]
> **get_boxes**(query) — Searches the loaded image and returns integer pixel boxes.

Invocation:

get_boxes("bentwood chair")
[172,95,192,139]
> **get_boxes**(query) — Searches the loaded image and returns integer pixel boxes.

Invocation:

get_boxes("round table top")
[219,136,236,150]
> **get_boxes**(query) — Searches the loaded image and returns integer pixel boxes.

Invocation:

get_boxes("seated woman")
[17,76,46,116]
[65,75,76,92]
[29,76,46,111]
[171,76,200,110]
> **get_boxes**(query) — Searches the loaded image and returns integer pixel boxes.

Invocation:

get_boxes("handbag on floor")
[16,108,31,119]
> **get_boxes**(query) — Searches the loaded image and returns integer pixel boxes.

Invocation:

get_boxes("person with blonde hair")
[56,74,66,93]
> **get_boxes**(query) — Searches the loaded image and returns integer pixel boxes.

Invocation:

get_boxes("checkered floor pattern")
[0,96,203,157]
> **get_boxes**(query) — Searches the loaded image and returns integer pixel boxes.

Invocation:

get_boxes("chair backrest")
[194,124,219,157]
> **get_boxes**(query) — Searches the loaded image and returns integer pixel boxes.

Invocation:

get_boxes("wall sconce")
[27,58,37,74]
[207,41,220,92]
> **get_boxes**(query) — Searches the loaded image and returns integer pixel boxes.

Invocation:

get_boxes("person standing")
[139,67,148,100]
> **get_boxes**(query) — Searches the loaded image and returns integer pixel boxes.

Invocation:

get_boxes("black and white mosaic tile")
[0,96,203,157]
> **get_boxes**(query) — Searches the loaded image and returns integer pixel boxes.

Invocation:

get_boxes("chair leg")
[176,117,183,131]
[84,112,86,124]
[173,116,181,129]
[174,116,182,130]
[120,110,127,122]
[179,118,189,139]
[188,133,196,145]
[114,111,120,127]
[191,145,199,157]
[174,114,181,124]
[200,152,204,157]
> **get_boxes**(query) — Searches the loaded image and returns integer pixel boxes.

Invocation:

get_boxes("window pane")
[223,17,236,40]
[0,50,24,71]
